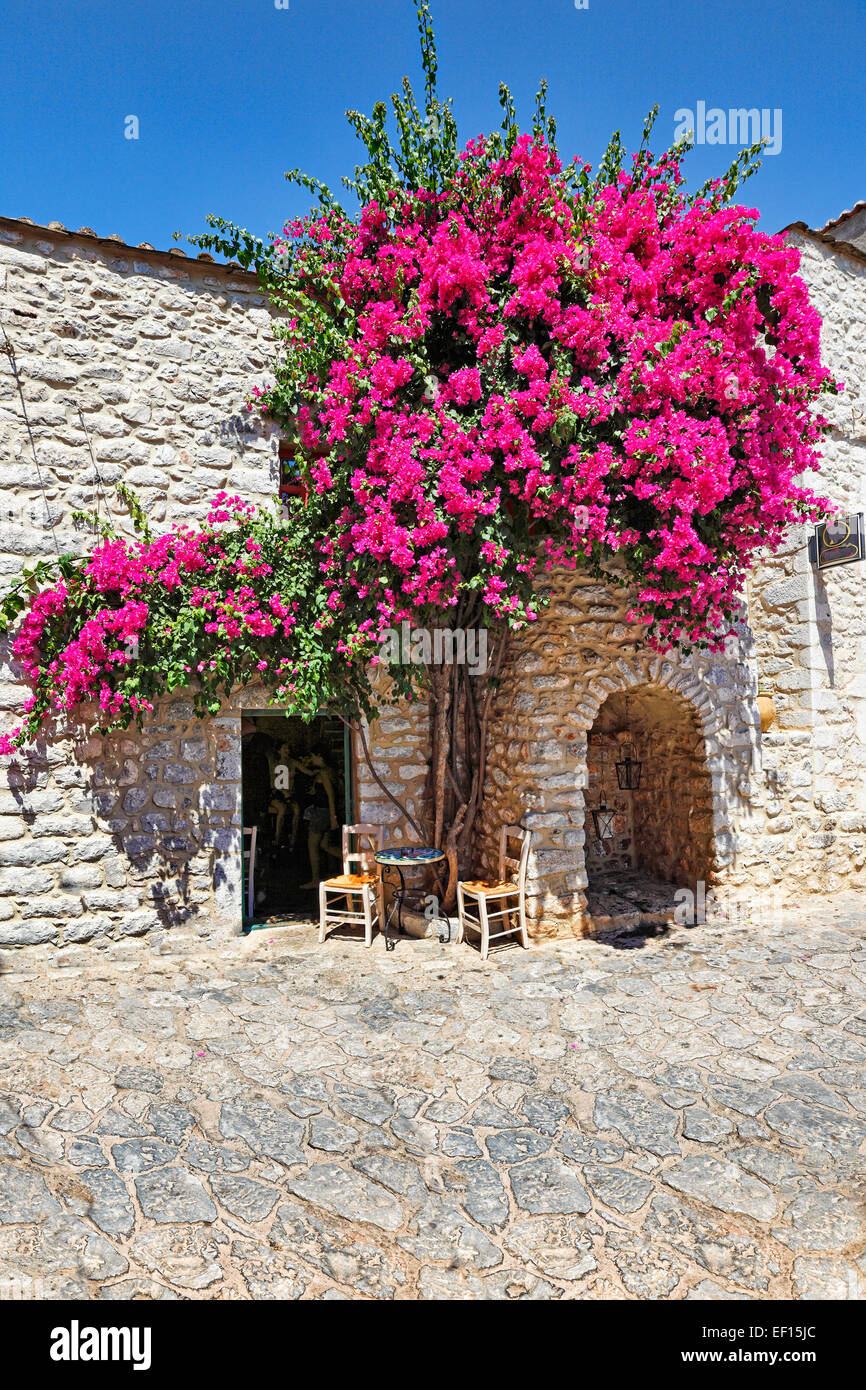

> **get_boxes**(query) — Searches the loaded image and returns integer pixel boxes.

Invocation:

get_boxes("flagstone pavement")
[0,910,864,1301]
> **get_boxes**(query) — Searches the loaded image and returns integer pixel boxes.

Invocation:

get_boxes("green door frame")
[239,710,355,932]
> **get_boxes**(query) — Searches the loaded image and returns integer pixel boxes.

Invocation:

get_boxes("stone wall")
[0,219,277,948]
[355,698,431,845]
[584,726,636,882]
[743,231,866,903]
[474,572,757,939]
[0,695,245,948]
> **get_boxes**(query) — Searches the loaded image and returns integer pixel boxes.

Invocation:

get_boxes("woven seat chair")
[318,823,385,948]
[456,825,532,961]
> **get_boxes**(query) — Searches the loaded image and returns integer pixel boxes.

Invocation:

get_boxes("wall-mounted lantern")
[615,694,643,790]
[615,751,642,790]
[591,804,616,841]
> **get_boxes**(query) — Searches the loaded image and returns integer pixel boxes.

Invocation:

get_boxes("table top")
[374,846,445,866]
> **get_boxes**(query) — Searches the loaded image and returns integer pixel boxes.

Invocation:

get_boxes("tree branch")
[340,711,426,843]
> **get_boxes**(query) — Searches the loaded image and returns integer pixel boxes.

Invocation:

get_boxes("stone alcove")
[583,684,716,926]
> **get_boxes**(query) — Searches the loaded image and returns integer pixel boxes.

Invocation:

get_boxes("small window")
[278,441,308,505]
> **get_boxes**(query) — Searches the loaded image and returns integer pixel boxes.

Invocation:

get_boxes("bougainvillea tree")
[0,2,838,903]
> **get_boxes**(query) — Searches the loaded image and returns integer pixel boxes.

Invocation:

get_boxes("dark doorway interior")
[583,686,715,934]
[241,712,351,929]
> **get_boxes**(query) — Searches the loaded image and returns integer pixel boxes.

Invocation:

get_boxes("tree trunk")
[430,665,452,852]
[344,627,508,917]
[425,626,507,912]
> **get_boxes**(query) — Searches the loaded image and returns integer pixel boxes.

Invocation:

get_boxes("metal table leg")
[382,865,406,951]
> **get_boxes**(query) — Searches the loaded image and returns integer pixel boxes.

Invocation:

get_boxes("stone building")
[0,205,863,951]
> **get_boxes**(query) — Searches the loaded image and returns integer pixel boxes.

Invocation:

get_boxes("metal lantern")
[615,693,643,790]
[615,749,642,790]
[591,804,616,841]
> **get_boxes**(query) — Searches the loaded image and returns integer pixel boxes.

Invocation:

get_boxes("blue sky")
[2,0,863,253]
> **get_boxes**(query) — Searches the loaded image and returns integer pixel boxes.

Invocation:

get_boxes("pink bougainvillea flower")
[0,118,836,754]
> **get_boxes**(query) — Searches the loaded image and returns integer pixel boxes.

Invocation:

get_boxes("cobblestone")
[0,913,864,1298]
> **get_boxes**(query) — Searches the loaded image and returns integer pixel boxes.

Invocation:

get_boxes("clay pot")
[756,693,776,733]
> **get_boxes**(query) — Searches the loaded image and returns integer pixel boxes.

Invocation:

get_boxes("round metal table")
[374,846,446,951]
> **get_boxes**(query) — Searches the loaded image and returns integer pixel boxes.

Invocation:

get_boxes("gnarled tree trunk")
[345,625,508,915]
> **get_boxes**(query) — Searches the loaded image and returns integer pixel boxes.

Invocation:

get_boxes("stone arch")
[573,652,735,884]
[463,592,759,938]
[583,681,717,900]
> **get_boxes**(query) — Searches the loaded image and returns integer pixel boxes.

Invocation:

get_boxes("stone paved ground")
[0,912,865,1301]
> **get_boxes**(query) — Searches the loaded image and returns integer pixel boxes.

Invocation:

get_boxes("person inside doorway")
[294,746,339,889]
[267,740,303,850]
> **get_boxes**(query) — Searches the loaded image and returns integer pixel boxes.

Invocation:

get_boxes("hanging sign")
[809,513,865,570]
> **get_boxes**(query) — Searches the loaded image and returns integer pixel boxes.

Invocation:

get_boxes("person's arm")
[265,744,279,783]
[320,770,338,829]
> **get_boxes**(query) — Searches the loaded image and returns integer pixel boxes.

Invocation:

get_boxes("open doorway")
[241,711,353,930]
[583,685,715,931]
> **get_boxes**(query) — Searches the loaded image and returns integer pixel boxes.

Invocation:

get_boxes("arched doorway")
[583,685,715,926]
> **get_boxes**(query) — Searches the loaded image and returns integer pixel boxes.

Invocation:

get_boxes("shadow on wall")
[811,566,835,686]
[584,684,716,893]
[2,724,210,943]
[90,729,207,934]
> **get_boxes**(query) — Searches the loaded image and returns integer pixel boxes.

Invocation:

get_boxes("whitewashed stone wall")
[356,698,431,842]
[0,220,278,947]
[744,232,866,903]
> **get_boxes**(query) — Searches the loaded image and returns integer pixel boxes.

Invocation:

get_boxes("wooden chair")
[457,825,532,961]
[318,823,385,948]
[243,825,258,920]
